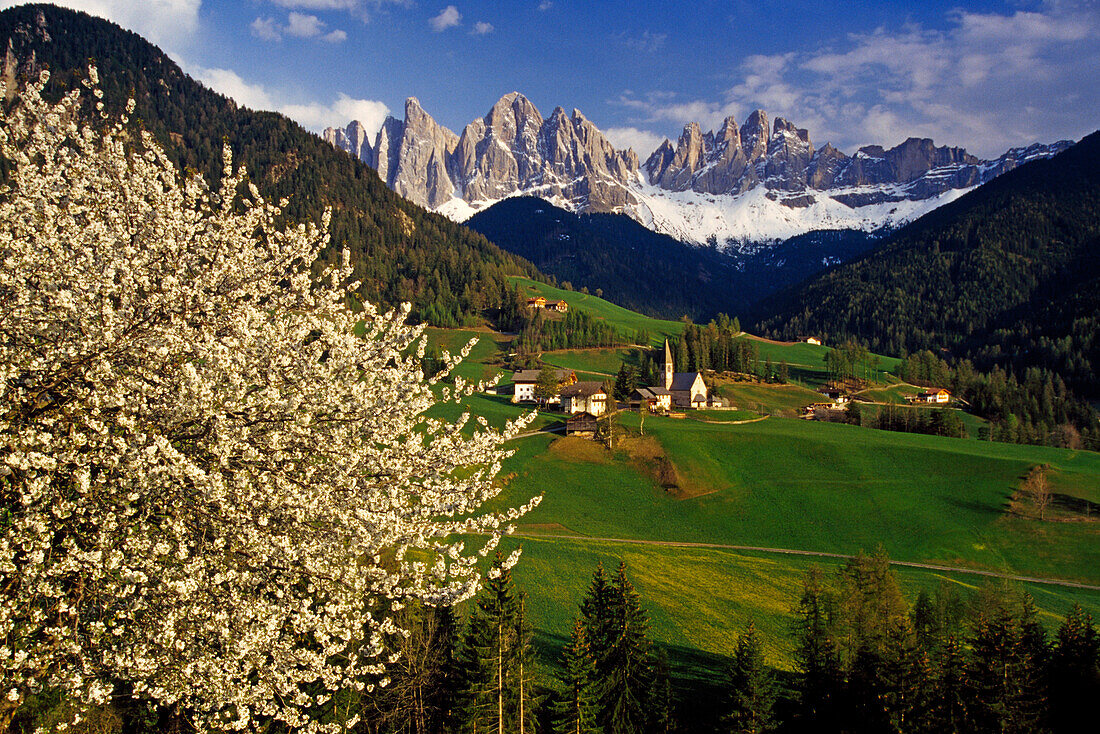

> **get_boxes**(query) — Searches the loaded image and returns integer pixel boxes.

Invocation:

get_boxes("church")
[663,340,708,409]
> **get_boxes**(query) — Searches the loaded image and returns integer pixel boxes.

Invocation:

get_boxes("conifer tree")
[1047,604,1100,733]
[650,651,677,734]
[614,364,639,401]
[967,594,1046,734]
[792,567,843,733]
[456,556,539,734]
[581,564,616,666]
[927,634,971,734]
[724,621,776,734]
[604,563,654,734]
[555,620,603,734]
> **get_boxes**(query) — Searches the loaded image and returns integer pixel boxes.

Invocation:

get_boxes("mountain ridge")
[325,95,1072,247]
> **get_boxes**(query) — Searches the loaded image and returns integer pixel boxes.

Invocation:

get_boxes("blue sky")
[5,1,1099,158]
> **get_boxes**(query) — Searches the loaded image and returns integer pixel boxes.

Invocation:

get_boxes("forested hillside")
[466,197,880,321]
[755,131,1100,403]
[0,4,540,327]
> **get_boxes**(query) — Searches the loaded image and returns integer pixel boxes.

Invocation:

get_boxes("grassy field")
[501,535,1100,678]
[857,383,924,403]
[493,417,1100,585]
[541,346,641,376]
[714,381,824,415]
[509,276,684,345]
[418,321,1100,681]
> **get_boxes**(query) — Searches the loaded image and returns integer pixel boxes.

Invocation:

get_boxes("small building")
[918,389,951,404]
[560,381,609,416]
[631,386,672,412]
[511,368,577,404]
[544,299,569,313]
[525,296,547,309]
[819,388,849,406]
[803,336,822,345]
[565,411,599,436]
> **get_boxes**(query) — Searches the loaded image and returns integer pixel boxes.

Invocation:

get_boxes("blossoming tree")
[0,68,537,732]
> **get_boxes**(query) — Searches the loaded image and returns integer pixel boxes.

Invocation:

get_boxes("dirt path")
[513,532,1100,592]
[687,415,770,426]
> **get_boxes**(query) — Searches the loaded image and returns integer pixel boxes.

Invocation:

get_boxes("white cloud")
[194,67,275,111]
[719,4,1100,156]
[251,16,282,41]
[471,21,493,35]
[603,126,665,158]
[286,11,325,37]
[268,0,360,8]
[0,0,201,48]
[429,5,461,32]
[538,1,552,11]
[193,66,390,135]
[250,11,347,43]
[611,90,742,133]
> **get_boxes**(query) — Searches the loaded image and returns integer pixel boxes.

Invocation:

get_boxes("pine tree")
[581,564,616,665]
[455,556,538,734]
[792,567,843,733]
[967,594,1046,734]
[555,620,602,734]
[1047,604,1100,733]
[927,634,971,734]
[724,621,776,734]
[614,364,639,401]
[650,651,677,734]
[587,563,653,734]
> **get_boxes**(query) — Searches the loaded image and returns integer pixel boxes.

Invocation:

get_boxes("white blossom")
[0,67,539,732]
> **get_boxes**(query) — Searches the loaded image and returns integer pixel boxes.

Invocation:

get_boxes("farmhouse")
[511,368,577,404]
[663,340,708,408]
[631,386,672,412]
[819,388,849,405]
[914,389,951,404]
[560,381,609,416]
[525,296,546,309]
[544,299,569,313]
[802,336,822,345]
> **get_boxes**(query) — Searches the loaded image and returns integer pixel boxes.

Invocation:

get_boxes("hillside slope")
[0,4,539,327]
[467,197,881,321]
[755,131,1100,399]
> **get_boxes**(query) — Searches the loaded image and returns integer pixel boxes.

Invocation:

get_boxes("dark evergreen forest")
[467,197,880,322]
[755,132,1100,445]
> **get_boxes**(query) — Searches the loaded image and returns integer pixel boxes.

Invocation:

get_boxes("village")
[512,301,955,437]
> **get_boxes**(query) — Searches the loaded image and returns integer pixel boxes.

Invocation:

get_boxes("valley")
[421,284,1100,685]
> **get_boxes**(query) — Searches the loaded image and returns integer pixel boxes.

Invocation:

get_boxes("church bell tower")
[664,339,673,390]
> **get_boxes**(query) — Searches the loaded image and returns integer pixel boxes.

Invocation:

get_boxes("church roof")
[670,372,703,391]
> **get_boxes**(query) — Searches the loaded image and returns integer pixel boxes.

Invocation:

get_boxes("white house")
[631,386,672,412]
[919,389,951,404]
[559,381,609,416]
[511,368,577,404]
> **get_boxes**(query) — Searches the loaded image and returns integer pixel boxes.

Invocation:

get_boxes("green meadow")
[501,535,1100,677]
[508,276,684,345]
[420,313,1100,674]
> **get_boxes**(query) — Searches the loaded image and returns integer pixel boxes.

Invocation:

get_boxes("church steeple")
[664,339,673,390]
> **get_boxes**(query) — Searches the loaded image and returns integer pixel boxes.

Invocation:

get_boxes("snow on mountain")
[628,176,973,249]
[323,95,1072,249]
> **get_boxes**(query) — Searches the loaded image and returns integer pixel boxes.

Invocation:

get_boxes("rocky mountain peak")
[740,110,770,161]
[323,92,1073,244]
